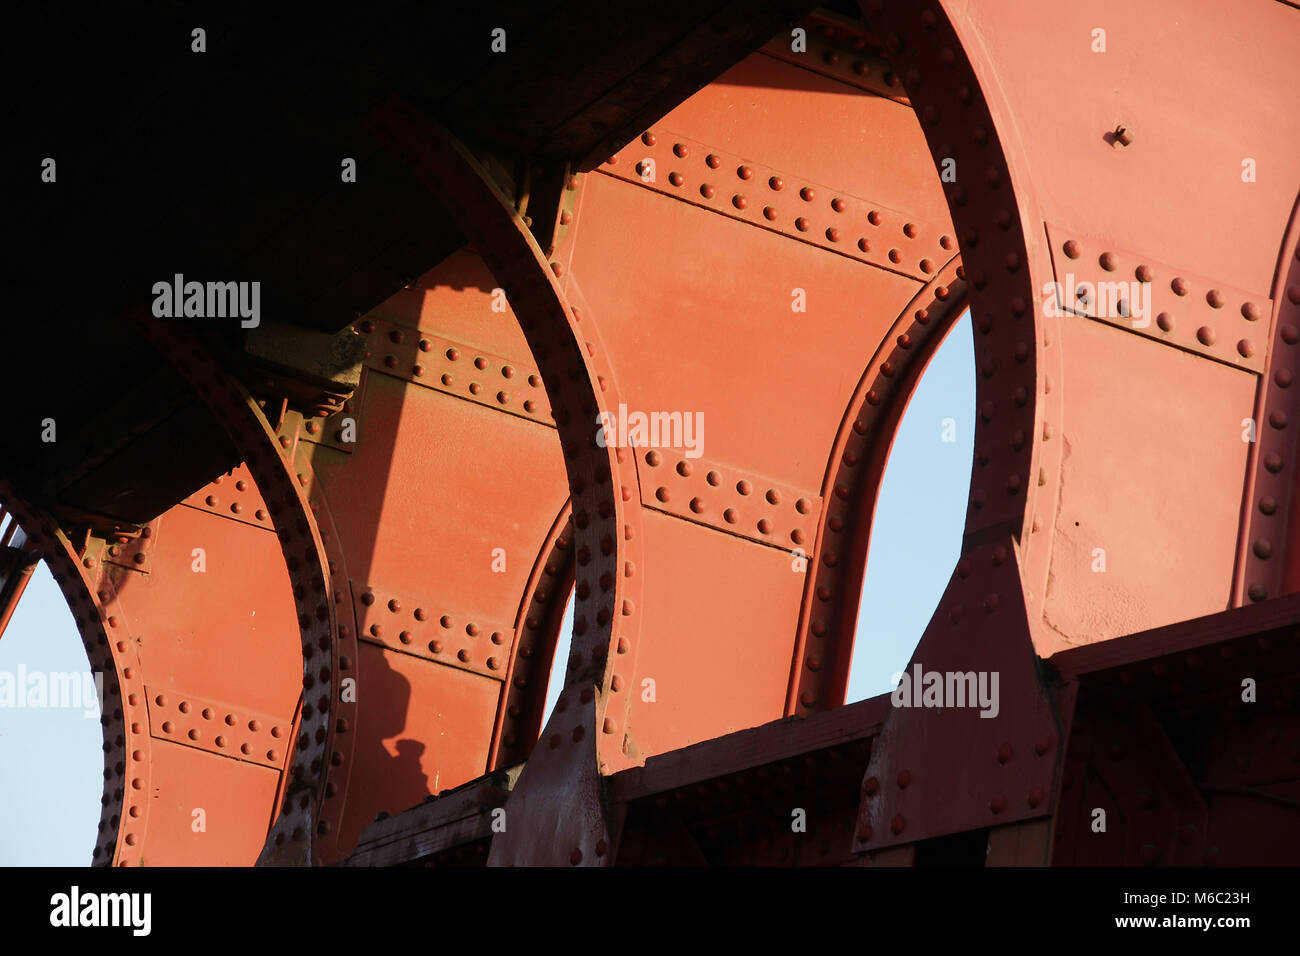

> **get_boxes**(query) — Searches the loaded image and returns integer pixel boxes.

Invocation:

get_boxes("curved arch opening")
[0,557,102,863]
[845,309,975,702]
[541,588,576,730]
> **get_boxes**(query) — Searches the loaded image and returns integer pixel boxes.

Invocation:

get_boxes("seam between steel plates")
[631,450,823,556]
[757,35,910,105]
[597,129,949,283]
[353,314,556,427]
[1044,224,1272,375]
[352,579,513,680]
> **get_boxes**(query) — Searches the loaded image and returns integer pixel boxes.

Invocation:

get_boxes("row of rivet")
[353,581,513,680]
[530,268,646,771]
[600,129,951,282]
[1244,241,1300,602]
[760,19,909,104]
[182,463,276,530]
[1047,226,1271,374]
[145,685,291,769]
[355,315,554,426]
[634,448,822,552]
[303,466,361,860]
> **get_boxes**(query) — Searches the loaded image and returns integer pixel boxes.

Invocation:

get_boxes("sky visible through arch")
[0,312,973,864]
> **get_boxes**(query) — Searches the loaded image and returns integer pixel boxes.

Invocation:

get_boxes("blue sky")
[0,312,972,865]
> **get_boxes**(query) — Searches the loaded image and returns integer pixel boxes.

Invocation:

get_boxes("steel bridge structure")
[2,0,1298,867]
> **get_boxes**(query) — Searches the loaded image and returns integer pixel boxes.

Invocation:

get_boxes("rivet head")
[1196,326,1216,346]
[989,793,1008,814]
[896,770,911,789]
